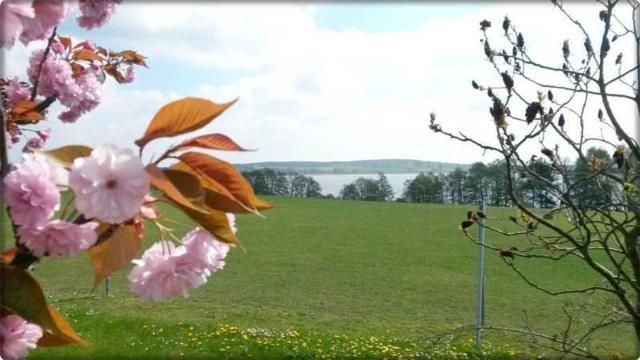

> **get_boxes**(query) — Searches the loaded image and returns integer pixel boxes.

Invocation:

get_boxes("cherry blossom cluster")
[3,146,150,255]
[1,2,240,358]
[5,152,96,257]
[0,315,43,360]
[129,227,232,302]
[2,146,233,356]
[1,0,121,48]
[3,36,142,151]
[26,45,102,123]
[1,0,141,154]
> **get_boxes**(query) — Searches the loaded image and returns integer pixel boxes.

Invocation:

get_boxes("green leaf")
[0,264,86,346]
[40,145,93,168]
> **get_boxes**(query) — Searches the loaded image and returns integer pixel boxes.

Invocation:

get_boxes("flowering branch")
[0,109,8,177]
[30,27,57,101]
[0,3,273,358]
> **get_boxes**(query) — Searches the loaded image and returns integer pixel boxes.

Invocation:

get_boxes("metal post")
[475,198,486,350]
[105,276,111,297]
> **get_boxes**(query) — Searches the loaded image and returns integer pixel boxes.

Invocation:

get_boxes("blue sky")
[5,2,636,165]
[313,3,487,32]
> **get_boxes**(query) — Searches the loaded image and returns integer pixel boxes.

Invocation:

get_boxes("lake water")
[311,173,418,199]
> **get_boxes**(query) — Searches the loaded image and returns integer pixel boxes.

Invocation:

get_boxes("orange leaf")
[162,169,207,203]
[38,306,86,347]
[171,161,261,214]
[178,152,273,213]
[249,196,274,211]
[202,180,273,214]
[70,63,85,79]
[10,100,43,124]
[110,50,147,67]
[172,161,247,212]
[72,48,103,62]
[135,97,237,149]
[146,164,209,214]
[58,36,71,50]
[12,100,38,113]
[96,46,108,56]
[104,64,124,83]
[180,205,238,245]
[158,168,238,244]
[202,188,258,214]
[177,133,251,152]
[14,112,43,124]
[0,248,16,263]
[175,159,273,212]
[40,145,92,168]
[88,224,142,289]
[0,264,86,346]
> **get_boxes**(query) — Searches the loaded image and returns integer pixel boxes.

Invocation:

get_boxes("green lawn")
[3,197,637,358]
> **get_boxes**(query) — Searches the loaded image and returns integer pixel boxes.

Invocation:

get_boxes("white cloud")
[3,2,637,165]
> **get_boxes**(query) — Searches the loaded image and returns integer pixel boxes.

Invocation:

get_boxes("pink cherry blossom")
[78,40,96,51]
[18,220,98,258]
[6,129,21,150]
[128,228,232,302]
[21,128,52,153]
[128,241,208,302]
[50,40,64,54]
[58,108,81,123]
[6,78,30,105]
[122,65,135,83]
[27,48,103,123]
[3,153,61,228]
[182,228,230,273]
[69,145,150,224]
[0,314,43,360]
[140,195,160,219]
[64,70,101,122]
[0,1,34,48]
[27,48,79,102]
[37,128,51,142]
[76,0,121,30]
[19,0,68,45]
[22,136,44,153]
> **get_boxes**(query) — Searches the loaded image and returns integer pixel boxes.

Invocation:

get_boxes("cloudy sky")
[4,2,638,165]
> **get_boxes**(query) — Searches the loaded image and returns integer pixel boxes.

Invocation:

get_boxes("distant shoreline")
[235,159,470,175]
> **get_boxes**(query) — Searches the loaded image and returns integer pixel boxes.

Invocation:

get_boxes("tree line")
[242,168,322,198]
[338,147,618,209]
[339,173,394,201]
[245,148,616,209]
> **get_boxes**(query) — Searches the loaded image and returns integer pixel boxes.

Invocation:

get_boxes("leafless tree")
[431,0,640,356]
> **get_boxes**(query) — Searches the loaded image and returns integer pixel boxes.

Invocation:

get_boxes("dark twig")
[30,27,58,101]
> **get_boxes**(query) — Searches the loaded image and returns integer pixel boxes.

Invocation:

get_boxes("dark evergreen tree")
[377,173,395,201]
[340,183,360,200]
[446,168,466,204]
[464,162,488,204]
[572,147,614,209]
[402,172,444,203]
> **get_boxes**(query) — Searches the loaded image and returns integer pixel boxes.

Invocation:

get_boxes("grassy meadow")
[3,196,637,359]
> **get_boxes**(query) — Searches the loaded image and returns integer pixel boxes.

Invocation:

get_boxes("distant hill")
[234,159,469,175]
